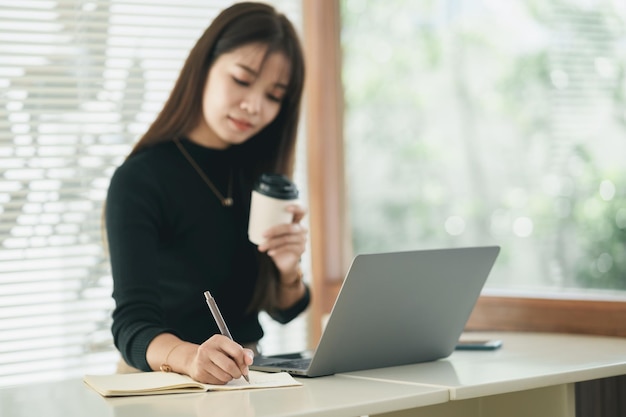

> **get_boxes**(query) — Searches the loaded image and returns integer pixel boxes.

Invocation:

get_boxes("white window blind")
[0,0,307,387]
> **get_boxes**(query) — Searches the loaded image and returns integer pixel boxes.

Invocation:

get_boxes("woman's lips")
[229,116,253,132]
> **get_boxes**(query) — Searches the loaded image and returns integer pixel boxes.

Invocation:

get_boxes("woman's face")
[188,43,290,149]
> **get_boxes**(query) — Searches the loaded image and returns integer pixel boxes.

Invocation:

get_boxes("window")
[0,0,306,387]
[341,0,626,296]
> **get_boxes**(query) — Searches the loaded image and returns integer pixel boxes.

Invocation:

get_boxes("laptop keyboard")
[265,358,311,370]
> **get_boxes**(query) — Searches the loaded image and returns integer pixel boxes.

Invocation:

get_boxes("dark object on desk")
[252,245,500,377]
[455,339,503,350]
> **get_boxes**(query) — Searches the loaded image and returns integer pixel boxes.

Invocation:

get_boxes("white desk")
[345,332,626,417]
[0,373,447,417]
[2,332,625,417]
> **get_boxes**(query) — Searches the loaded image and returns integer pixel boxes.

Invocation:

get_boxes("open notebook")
[83,371,301,397]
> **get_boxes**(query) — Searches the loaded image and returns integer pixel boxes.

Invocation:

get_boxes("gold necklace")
[173,138,233,207]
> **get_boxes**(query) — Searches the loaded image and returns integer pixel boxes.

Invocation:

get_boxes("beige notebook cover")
[84,371,301,397]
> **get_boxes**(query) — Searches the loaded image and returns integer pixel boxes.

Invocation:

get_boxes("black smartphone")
[455,339,503,351]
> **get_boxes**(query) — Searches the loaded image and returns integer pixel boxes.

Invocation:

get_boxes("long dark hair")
[125,2,306,313]
[129,2,305,180]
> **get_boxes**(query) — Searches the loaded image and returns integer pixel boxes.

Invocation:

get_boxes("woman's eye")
[266,94,282,103]
[232,77,250,86]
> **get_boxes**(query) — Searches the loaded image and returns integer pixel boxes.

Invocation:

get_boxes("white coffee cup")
[248,173,299,245]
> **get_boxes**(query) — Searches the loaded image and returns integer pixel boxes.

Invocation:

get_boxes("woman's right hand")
[187,335,254,384]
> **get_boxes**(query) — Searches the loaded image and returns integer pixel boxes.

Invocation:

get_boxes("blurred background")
[343,0,626,295]
[0,0,624,387]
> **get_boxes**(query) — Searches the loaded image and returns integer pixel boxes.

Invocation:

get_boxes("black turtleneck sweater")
[105,138,309,371]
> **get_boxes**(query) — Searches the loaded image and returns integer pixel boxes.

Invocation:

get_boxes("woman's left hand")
[257,204,308,275]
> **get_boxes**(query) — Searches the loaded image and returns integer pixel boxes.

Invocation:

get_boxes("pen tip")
[244,374,250,383]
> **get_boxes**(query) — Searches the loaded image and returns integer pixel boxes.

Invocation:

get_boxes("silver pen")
[204,291,250,383]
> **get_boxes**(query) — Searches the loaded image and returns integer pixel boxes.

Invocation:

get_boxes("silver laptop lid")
[306,245,500,377]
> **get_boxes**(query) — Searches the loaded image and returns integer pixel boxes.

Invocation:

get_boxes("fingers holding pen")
[190,335,253,384]
[193,336,250,384]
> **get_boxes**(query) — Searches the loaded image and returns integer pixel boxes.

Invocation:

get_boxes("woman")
[105,2,309,385]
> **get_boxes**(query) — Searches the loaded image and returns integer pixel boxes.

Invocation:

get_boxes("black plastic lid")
[254,173,299,199]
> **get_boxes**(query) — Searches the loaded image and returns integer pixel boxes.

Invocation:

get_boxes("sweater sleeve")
[105,159,176,371]
[268,284,311,324]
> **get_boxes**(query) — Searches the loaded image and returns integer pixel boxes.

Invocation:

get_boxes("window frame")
[301,0,626,343]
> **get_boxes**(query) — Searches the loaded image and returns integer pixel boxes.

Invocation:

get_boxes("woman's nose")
[240,92,262,115]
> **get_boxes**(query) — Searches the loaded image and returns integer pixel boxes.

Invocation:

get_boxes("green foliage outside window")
[341,0,626,292]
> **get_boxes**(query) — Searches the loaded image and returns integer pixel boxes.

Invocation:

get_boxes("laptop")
[251,245,500,377]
